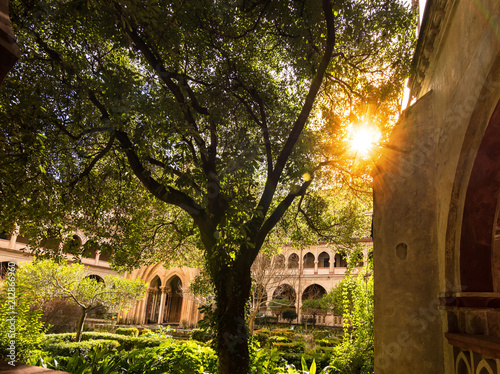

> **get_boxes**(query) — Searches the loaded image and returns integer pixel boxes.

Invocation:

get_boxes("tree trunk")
[215,266,252,374]
[75,307,87,342]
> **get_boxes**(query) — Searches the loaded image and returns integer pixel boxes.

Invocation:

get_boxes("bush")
[316,338,339,347]
[42,339,120,357]
[0,277,47,363]
[190,328,210,343]
[115,327,139,337]
[272,328,294,338]
[312,330,329,340]
[40,332,168,352]
[254,329,270,346]
[271,341,304,353]
[140,328,152,335]
[269,335,291,343]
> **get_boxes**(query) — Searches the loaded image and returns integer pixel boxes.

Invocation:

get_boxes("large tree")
[1,1,414,372]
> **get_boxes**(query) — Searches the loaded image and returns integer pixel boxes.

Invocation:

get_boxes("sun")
[348,124,382,158]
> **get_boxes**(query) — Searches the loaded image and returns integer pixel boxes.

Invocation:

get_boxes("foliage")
[301,298,328,316]
[269,298,293,317]
[329,270,374,374]
[190,328,211,344]
[114,327,139,337]
[282,309,298,324]
[0,273,47,363]
[35,339,219,374]
[17,259,147,342]
[41,339,120,357]
[3,0,414,371]
[40,331,169,351]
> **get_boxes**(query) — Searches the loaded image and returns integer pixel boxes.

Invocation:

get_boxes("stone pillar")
[157,286,167,324]
[314,260,318,274]
[329,253,334,274]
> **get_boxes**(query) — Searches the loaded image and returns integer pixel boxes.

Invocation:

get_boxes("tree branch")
[256,0,336,216]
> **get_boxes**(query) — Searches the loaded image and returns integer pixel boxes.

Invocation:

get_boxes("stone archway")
[164,275,183,324]
[145,275,162,324]
[459,99,500,292]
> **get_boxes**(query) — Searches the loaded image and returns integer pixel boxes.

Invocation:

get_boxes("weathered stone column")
[157,286,167,324]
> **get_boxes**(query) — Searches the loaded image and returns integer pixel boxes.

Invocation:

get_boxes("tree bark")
[214,266,252,374]
[75,307,87,342]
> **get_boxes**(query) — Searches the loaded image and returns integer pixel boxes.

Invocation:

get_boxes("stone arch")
[287,253,299,269]
[476,359,495,374]
[87,274,104,283]
[303,252,315,268]
[272,284,296,304]
[444,56,500,292]
[455,351,472,374]
[302,284,326,301]
[145,275,162,324]
[458,99,500,292]
[275,254,285,269]
[318,252,330,268]
[164,275,183,323]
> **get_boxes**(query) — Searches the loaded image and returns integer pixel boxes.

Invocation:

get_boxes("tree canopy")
[1,0,415,372]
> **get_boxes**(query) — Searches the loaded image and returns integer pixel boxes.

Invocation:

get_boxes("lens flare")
[348,125,381,158]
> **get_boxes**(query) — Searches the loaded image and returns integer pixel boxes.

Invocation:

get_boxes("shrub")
[254,329,270,346]
[42,339,120,357]
[268,335,291,343]
[140,328,152,335]
[312,330,329,340]
[271,341,305,354]
[0,277,47,363]
[115,327,139,337]
[272,328,294,338]
[315,338,339,347]
[190,328,210,343]
[282,309,298,323]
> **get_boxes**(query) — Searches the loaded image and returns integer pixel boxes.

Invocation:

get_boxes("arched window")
[275,254,285,269]
[318,252,330,268]
[146,276,162,324]
[288,253,299,269]
[334,253,347,267]
[165,275,183,323]
[303,252,315,268]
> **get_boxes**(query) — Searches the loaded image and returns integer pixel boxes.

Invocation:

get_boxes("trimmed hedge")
[315,338,339,347]
[115,327,139,337]
[312,330,329,340]
[40,332,168,354]
[254,329,270,346]
[42,339,120,357]
[268,335,291,343]
[271,341,305,353]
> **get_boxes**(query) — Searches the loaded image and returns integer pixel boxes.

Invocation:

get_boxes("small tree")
[301,298,328,328]
[18,259,147,342]
[282,309,298,325]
